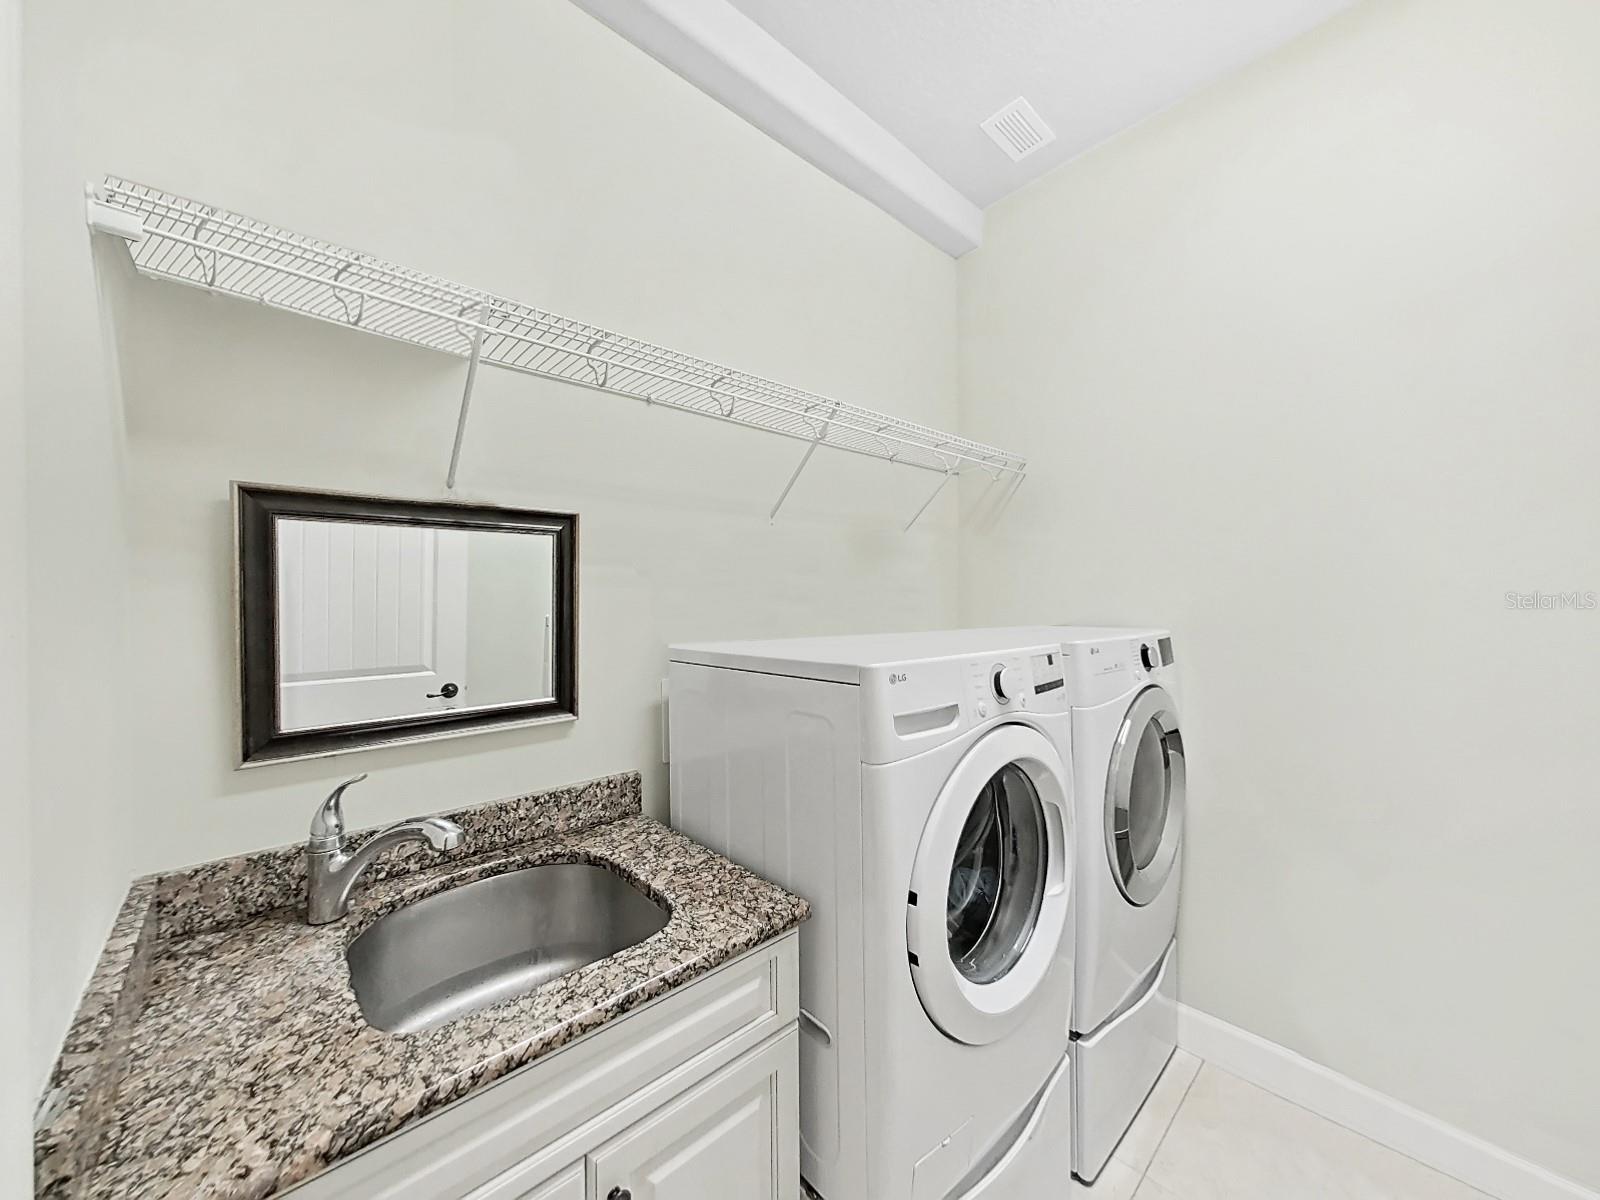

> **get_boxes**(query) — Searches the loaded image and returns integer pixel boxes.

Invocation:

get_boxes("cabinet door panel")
[591,1030,797,1200]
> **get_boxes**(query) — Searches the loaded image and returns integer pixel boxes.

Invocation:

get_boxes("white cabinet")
[288,934,799,1200]
[589,1031,798,1200]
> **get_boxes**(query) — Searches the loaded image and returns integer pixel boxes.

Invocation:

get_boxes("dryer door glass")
[946,763,1048,985]
[1128,722,1170,870]
[1106,686,1185,906]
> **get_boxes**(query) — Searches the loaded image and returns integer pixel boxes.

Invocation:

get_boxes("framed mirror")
[234,484,577,766]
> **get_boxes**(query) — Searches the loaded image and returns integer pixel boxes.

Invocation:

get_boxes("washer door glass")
[946,763,1048,985]
[1106,686,1185,906]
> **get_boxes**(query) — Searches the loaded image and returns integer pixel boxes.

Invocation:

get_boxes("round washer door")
[907,723,1073,1047]
[1105,685,1185,906]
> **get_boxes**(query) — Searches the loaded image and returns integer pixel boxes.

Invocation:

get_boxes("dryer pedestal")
[1072,939,1179,1183]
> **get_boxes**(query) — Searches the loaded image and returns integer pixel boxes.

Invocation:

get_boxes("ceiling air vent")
[981,97,1057,163]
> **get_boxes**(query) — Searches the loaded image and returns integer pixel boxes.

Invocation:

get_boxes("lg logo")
[889,672,909,685]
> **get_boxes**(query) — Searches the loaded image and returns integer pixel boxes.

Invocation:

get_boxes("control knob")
[992,666,1024,703]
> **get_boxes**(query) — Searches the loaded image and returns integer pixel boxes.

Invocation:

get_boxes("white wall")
[959,0,1600,1188]
[2,0,33,1185]
[18,1,139,1097]
[28,0,960,888]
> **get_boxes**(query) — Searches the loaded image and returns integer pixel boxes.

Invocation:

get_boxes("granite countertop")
[34,772,809,1200]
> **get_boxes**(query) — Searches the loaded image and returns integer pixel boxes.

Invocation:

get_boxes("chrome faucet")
[305,774,465,925]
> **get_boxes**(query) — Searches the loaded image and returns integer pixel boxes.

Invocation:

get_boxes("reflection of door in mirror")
[276,520,470,732]
[462,530,555,706]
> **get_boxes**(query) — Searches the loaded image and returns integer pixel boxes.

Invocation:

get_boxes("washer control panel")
[862,644,1070,763]
[967,649,1068,718]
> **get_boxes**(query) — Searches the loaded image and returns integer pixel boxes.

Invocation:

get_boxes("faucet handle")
[309,774,368,852]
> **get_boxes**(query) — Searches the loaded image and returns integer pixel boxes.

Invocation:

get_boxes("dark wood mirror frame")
[234,483,578,767]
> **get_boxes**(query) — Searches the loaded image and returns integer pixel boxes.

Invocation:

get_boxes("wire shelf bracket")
[446,325,486,491]
[85,178,1028,524]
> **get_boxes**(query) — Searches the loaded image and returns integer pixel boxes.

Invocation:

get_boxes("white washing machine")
[668,632,1078,1200]
[1053,626,1185,1183]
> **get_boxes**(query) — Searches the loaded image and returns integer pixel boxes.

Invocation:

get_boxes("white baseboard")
[1176,1005,1597,1200]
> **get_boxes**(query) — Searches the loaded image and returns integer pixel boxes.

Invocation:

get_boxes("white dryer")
[668,632,1078,1200]
[1055,626,1185,1183]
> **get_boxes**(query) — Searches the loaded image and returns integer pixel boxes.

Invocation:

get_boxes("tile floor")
[1075,1052,1494,1199]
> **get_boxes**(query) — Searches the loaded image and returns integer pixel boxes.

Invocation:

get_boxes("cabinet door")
[590,1030,798,1200]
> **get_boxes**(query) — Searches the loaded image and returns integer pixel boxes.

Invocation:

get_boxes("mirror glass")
[274,519,557,732]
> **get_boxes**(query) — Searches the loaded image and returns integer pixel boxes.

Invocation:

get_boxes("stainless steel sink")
[346,863,671,1034]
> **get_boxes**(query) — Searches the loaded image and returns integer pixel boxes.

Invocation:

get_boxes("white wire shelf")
[87,177,1026,523]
